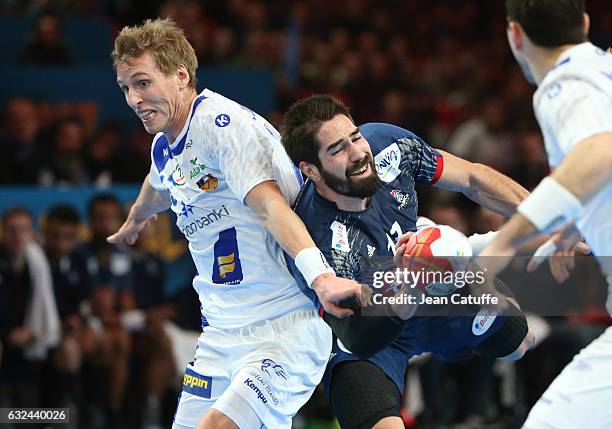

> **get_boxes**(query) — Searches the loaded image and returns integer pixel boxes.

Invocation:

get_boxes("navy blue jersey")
[289,123,508,395]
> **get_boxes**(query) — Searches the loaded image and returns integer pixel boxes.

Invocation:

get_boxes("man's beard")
[320,154,382,200]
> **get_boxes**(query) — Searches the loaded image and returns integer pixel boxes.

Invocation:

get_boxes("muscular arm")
[480,132,612,257]
[435,150,529,217]
[129,175,172,219]
[244,180,318,258]
[245,180,362,318]
[553,132,612,203]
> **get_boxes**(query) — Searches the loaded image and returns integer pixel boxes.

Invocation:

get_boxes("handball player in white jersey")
[478,1,612,428]
[108,18,362,429]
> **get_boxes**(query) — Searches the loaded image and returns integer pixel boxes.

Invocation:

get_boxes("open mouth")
[139,109,156,122]
[349,164,369,176]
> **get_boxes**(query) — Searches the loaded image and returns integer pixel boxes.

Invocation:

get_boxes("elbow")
[466,163,492,190]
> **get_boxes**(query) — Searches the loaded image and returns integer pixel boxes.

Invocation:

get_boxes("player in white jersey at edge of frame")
[476,1,612,428]
[108,18,363,429]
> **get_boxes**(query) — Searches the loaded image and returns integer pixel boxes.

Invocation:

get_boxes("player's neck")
[316,186,369,212]
[165,89,198,142]
[532,44,578,85]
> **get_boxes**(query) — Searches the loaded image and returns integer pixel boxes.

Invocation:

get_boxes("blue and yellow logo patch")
[182,368,212,398]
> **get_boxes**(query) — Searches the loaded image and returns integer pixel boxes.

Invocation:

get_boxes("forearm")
[464,164,529,217]
[250,190,317,258]
[480,213,539,256]
[129,175,171,220]
[552,134,612,204]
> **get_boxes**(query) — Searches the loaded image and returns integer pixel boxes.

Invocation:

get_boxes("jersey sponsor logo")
[179,202,195,218]
[330,221,351,252]
[189,157,207,179]
[212,228,243,284]
[367,245,376,257]
[215,113,231,127]
[197,173,219,192]
[389,189,411,209]
[170,165,187,186]
[374,143,401,183]
[180,205,230,237]
[472,308,498,336]
[247,371,280,406]
[243,378,268,404]
[261,358,288,381]
[182,368,212,398]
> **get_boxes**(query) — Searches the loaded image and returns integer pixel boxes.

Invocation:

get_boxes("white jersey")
[533,42,612,291]
[149,89,313,328]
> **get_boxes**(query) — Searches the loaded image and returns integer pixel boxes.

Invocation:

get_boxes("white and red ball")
[401,224,473,295]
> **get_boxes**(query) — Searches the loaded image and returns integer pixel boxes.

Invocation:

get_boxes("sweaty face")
[116,52,181,135]
[316,114,381,199]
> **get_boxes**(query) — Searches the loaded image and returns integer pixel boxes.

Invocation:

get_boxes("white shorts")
[524,325,612,429]
[172,308,332,428]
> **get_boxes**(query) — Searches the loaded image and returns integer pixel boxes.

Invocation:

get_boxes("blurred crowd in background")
[1,0,611,428]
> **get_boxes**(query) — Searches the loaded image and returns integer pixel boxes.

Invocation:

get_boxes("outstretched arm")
[107,175,171,245]
[477,132,612,272]
[434,150,529,217]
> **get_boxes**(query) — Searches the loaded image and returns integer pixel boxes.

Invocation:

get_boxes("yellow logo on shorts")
[182,368,212,398]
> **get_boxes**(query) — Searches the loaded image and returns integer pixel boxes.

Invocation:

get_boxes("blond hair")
[112,18,198,89]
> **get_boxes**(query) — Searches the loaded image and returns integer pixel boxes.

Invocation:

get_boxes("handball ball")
[401,225,473,295]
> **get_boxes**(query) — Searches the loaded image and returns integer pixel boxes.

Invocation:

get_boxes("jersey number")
[386,221,403,255]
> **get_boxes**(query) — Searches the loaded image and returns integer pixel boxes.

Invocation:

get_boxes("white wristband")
[294,247,335,288]
[517,177,582,233]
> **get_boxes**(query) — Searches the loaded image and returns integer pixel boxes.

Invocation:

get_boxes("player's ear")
[299,161,319,181]
[582,13,590,38]
[506,20,524,50]
[177,64,190,89]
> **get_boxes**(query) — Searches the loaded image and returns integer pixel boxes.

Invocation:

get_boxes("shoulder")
[361,122,423,155]
[292,181,336,242]
[190,90,254,136]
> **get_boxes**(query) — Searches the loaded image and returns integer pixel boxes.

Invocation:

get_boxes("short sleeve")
[148,162,165,191]
[196,112,276,203]
[396,134,444,184]
[537,78,612,156]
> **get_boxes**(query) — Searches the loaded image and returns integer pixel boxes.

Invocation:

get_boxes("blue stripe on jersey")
[152,94,209,173]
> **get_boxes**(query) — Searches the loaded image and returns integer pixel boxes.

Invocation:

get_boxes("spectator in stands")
[38,116,88,186]
[85,121,130,186]
[19,13,74,64]
[0,98,42,184]
[42,204,89,413]
[0,207,61,408]
[73,194,131,427]
[447,97,517,174]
